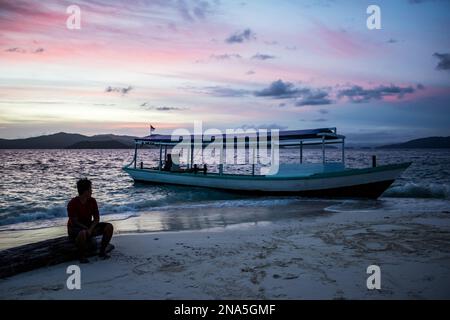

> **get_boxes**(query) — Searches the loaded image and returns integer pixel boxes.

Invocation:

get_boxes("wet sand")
[0,199,334,250]
[1,198,449,299]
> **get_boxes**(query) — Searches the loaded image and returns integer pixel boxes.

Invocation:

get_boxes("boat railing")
[126,128,346,175]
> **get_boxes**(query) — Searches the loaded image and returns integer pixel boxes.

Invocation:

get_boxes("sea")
[0,148,449,236]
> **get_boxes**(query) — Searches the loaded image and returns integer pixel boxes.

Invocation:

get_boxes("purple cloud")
[338,85,415,103]
[251,53,276,60]
[225,28,256,43]
[433,53,450,71]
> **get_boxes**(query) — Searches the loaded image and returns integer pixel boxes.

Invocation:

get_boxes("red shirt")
[67,196,99,227]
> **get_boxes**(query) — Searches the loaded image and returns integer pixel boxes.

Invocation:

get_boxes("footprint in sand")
[42,284,64,291]
[132,262,154,275]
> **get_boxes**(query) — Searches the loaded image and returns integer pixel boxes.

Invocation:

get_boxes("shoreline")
[0,198,337,250]
[1,197,449,250]
[1,199,449,299]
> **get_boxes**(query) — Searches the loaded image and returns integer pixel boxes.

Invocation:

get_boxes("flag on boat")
[150,124,155,135]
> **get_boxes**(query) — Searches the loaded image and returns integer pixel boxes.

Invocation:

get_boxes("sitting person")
[163,153,180,172]
[163,153,173,171]
[67,178,114,263]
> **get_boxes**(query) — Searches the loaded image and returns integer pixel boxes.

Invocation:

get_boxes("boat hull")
[123,163,410,199]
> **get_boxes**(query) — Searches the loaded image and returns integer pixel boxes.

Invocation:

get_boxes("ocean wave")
[324,199,381,213]
[0,206,66,226]
[0,212,139,231]
[0,197,305,228]
[384,183,450,199]
[0,190,228,227]
[0,203,142,227]
[2,181,448,229]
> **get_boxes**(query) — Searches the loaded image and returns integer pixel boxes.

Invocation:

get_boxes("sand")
[1,198,449,299]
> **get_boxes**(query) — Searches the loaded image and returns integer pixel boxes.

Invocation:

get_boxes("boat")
[123,127,411,199]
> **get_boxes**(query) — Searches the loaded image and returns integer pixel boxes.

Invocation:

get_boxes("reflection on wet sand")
[0,199,335,250]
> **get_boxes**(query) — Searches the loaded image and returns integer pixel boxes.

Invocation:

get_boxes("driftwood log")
[0,236,114,279]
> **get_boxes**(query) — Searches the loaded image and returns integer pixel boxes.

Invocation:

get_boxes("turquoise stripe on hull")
[123,162,411,181]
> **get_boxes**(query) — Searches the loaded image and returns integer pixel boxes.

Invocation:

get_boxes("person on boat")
[163,153,180,172]
[163,153,173,171]
[67,178,114,263]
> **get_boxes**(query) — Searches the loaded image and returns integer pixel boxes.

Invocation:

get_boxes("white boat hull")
[123,163,411,199]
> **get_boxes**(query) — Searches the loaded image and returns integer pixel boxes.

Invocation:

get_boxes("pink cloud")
[0,1,66,34]
[393,85,450,103]
[0,0,228,68]
[303,21,371,59]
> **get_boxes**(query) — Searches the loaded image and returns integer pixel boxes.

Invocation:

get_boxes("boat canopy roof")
[134,127,345,146]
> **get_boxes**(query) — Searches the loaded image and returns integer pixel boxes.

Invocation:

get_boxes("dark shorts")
[68,222,111,240]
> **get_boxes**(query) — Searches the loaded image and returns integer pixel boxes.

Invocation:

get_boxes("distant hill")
[66,140,131,149]
[3,132,450,149]
[378,136,450,149]
[0,132,138,149]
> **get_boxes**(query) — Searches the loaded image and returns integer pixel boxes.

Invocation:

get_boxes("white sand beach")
[1,198,449,299]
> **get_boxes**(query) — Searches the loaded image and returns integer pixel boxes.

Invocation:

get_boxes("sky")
[0,0,449,143]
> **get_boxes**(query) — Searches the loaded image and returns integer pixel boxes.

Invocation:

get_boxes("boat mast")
[164,145,167,164]
[252,146,255,176]
[133,143,138,169]
[300,141,303,164]
[158,144,162,170]
[219,148,224,175]
[190,142,194,169]
[322,136,325,164]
